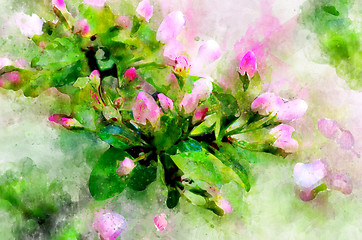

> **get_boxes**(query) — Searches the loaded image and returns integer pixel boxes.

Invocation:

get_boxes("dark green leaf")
[213,92,239,117]
[98,125,143,150]
[89,148,130,200]
[237,71,249,91]
[166,188,180,208]
[128,164,157,191]
[153,115,182,151]
[177,138,202,153]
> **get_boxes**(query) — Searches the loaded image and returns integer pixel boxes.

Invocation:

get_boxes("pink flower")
[154,213,167,231]
[276,99,308,123]
[48,114,81,128]
[0,58,11,69]
[336,130,354,150]
[158,93,174,112]
[270,124,298,153]
[326,172,353,195]
[197,40,222,64]
[251,92,283,116]
[239,51,257,78]
[75,19,90,37]
[15,13,44,38]
[193,106,208,123]
[136,0,153,22]
[173,55,190,78]
[90,70,100,79]
[116,157,135,176]
[2,71,21,84]
[132,91,161,127]
[318,118,341,139]
[83,0,105,7]
[93,212,127,240]
[115,16,131,28]
[180,77,213,114]
[123,67,137,81]
[156,11,186,43]
[216,197,232,214]
[163,39,184,60]
[293,160,327,189]
[52,0,66,11]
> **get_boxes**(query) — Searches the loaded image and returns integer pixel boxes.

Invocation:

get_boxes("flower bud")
[75,19,90,37]
[136,0,153,22]
[270,124,298,153]
[93,212,127,240]
[173,55,190,78]
[48,114,82,128]
[336,129,354,150]
[123,67,137,81]
[156,11,186,43]
[197,40,222,64]
[215,197,232,214]
[116,157,135,176]
[115,16,131,28]
[133,91,161,127]
[239,51,257,78]
[154,213,167,231]
[193,106,208,123]
[251,92,283,116]
[293,160,327,189]
[317,118,341,139]
[52,0,66,11]
[276,99,308,123]
[158,93,174,112]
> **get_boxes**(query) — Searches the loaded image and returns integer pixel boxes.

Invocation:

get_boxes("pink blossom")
[158,93,174,112]
[193,106,208,122]
[14,58,29,68]
[336,130,354,150]
[293,160,327,189]
[83,0,105,7]
[136,0,153,22]
[48,114,81,128]
[52,0,66,11]
[318,118,341,139]
[2,71,21,84]
[163,39,184,60]
[132,91,161,127]
[216,197,232,214]
[0,58,11,69]
[239,51,257,78]
[15,13,44,38]
[156,11,186,43]
[251,92,283,116]
[90,70,100,79]
[123,67,137,81]
[93,212,127,240]
[116,157,135,176]
[197,40,222,64]
[173,55,190,78]
[115,16,131,28]
[276,99,308,123]
[326,172,353,195]
[180,77,213,114]
[270,124,298,153]
[154,213,167,231]
[75,19,90,37]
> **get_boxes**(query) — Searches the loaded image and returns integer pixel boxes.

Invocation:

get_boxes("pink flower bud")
[276,99,308,123]
[163,39,184,60]
[294,160,327,189]
[193,106,208,122]
[239,51,257,78]
[48,114,81,128]
[270,124,298,153]
[299,188,317,202]
[180,78,213,114]
[115,16,131,28]
[90,70,100,79]
[158,93,174,112]
[154,213,167,231]
[336,129,354,150]
[216,197,232,214]
[136,0,153,22]
[3,71,21,84]
[116,157,135,176]
[83,0,105,7]
[133,91,161,127]
[317,118,341,139]
[93,212,127,240]
[0,58,11,69]
[15,13,44,38]
[123,67,137,81]
[156,11,186,43]
[326,172,353,195]
[251,92,283,116]
[180,93,198,114]
[197,40,222,64]
[173,55,190,78]
[52,0,66,11]
[75,19,90,37]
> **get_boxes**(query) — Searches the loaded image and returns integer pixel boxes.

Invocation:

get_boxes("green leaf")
[73,77,89,88]
[190,113,217,136]
[128,164,157,191]
[166,188,180,208]
[237,71,249,92]
[153,115,182,151]
[213,92,239,117]
[177,138,202,153]
[98,125,143,150]
[88,148,130,200]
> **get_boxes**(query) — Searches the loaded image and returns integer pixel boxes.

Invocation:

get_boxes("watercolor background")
[0,0,361,239]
